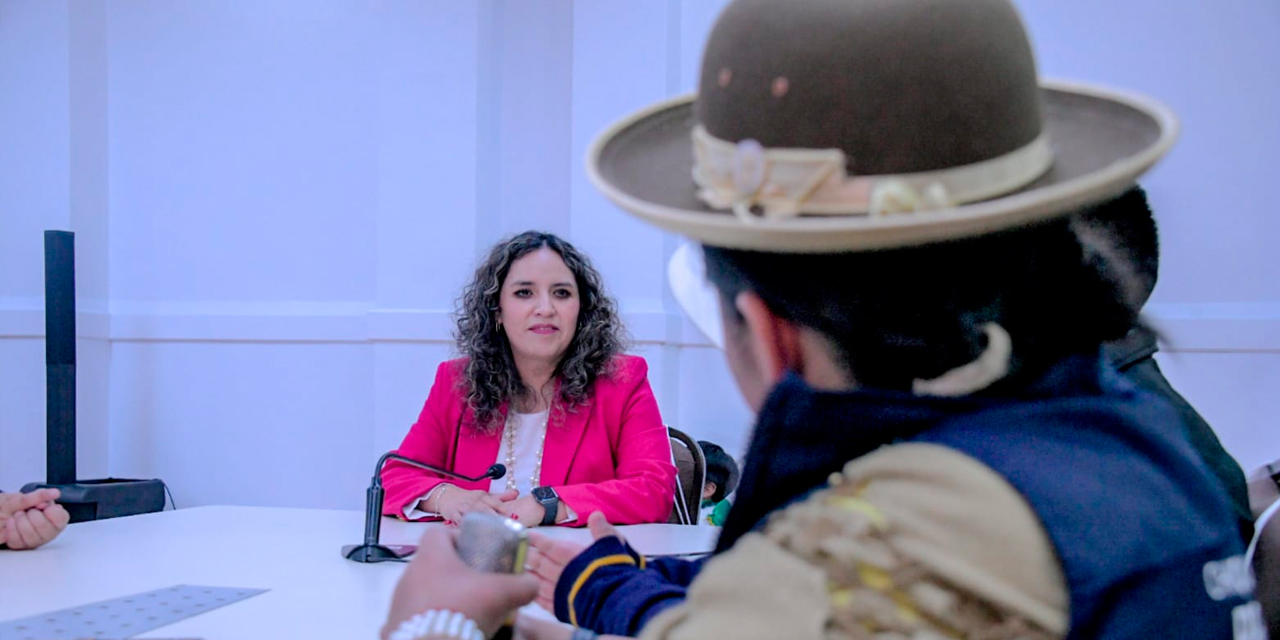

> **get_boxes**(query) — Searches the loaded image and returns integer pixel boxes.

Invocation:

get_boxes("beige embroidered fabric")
[640,535,832,640]
[640,443,1068,640]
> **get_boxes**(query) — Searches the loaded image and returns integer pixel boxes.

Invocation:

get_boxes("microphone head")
[487,464,506,480]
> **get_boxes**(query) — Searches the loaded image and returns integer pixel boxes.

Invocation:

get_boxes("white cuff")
[388,609,483,640]
[558,503,578,524]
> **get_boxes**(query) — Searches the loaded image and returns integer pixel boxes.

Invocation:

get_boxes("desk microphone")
[343,453,506,563]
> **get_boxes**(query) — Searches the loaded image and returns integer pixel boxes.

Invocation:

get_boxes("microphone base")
[342,542,417,563]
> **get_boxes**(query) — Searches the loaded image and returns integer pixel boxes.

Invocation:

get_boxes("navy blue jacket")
[555,355,1257,638]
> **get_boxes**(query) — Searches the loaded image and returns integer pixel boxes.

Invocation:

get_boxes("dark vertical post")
[44,230,77,486]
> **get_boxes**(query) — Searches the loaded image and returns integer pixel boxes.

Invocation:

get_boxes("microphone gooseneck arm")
[371,453,505,488]
[346,453,507,563]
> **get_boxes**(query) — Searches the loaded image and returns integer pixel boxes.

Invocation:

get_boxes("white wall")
[1,0,1276,508]
[1018,1,1280,471]
[0,0,112,489]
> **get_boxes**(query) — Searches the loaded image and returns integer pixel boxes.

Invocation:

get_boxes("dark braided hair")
[703,211,1139,393]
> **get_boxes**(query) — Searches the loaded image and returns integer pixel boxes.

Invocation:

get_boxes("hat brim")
[588,80,1177,253]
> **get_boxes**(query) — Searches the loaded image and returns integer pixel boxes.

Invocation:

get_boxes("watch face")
[533,486,557,501]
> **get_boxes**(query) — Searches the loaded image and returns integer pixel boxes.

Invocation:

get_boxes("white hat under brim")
[668,242,725,349]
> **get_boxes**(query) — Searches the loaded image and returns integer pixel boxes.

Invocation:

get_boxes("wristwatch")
[532,486,560,526]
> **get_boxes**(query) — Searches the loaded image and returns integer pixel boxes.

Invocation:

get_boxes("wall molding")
[1,301,1276,351]
[0,309,111,341]
[0,301,712,346]
[1146,302,1280,353]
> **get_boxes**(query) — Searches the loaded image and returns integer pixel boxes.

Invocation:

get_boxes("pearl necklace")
[503,408,549,493]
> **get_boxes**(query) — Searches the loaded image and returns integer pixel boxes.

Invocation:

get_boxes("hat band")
[691,126,1053,220]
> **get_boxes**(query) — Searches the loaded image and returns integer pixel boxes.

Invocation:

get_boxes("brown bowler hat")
[587,0,1177,253]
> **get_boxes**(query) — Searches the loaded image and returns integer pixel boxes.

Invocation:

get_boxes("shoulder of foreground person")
[638,443,1068,640]
[1119,350,1254,540]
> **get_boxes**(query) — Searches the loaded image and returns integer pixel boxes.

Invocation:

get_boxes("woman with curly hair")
[381,231,676,527]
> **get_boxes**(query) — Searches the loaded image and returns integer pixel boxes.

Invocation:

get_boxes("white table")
[0,506,718,639]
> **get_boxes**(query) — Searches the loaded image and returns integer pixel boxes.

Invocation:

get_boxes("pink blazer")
[381,355,676,526]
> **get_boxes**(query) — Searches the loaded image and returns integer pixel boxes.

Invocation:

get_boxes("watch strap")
[536,487,559,526]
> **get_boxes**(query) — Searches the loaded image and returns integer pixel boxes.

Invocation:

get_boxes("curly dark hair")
[453,231,627,434]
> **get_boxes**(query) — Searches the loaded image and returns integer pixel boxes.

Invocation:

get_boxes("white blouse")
[402,410,548,520]
[490,409,549,497]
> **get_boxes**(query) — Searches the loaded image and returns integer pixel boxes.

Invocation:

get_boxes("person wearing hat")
[1081,186,1255,542]
[379,1,1261,638]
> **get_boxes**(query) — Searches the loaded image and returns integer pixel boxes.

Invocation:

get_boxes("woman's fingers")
[21,488,60,510]
[43,504,70,534]
[479,494,510,512]
[23,508,60,546]
[9,511,40,549]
